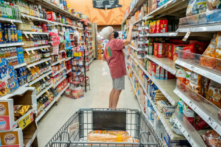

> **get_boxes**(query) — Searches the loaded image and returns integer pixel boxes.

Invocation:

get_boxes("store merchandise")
[88,130,135,143]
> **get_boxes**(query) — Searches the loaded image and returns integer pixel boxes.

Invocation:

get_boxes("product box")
[0,128,23,147]
[156,20,168,33]
[0,87,36,131]
[167,44,174,60]
[160,67,165,79]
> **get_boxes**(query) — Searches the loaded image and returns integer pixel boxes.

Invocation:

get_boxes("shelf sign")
[182,31,191,41]
[18,112,34,130]
[74,52,81,57]
[92,0,122,9]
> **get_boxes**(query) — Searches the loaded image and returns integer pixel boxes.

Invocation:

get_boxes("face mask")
[114,31,119,39]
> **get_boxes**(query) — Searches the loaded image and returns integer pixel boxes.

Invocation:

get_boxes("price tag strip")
[174,88,221,136]
[18,110,34,130]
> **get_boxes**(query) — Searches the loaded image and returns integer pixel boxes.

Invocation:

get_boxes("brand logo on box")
[0,104,6,114]
[4,133,16,144]
[0,118,6,128]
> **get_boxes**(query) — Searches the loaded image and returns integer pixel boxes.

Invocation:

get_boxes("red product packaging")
[154,43,159,57]
[46,11,56,21]
[182,43,196,59]
[156,20,168,33]
[164,43,169,57]
[164,71,175,79]
[167,44,174,60]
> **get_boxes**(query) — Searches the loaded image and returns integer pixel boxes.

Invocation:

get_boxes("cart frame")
[45,108,162,147]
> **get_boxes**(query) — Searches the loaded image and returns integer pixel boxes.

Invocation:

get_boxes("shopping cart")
[45,108,161,147]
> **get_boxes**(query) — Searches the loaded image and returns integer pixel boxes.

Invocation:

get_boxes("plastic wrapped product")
[206,80,221,108]
[201,130,221,147]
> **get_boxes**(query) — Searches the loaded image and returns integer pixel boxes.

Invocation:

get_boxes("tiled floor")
[37,60,140,147]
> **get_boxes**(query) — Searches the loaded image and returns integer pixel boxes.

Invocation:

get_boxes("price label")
[24,33,29,38]
[30,34,33,38]
[31,50,35,54]
[182,31,191,41]
[26,50,30,55]
[33,65,36,68]
[43,78,45,81]
[74,52,81,57]
[208,117,214,125]
[47,76,49,78]
[18,112,33,130]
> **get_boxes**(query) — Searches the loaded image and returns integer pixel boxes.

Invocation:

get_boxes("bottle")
[1,0,6,18]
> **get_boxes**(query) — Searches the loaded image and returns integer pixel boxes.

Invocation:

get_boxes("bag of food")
[207,80,221,108]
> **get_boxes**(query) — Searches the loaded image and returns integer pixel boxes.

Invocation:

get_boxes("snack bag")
[207,80,221,108]
[183,103,195,127]
[176,68,186,91]
[195,115,209,130]
[187,72,203,101]
[203,77,210,98]
[201,130,221,147]
[200,33,217,68]
[215,32,221,71]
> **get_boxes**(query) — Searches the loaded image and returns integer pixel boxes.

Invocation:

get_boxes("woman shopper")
[101,25,134,108]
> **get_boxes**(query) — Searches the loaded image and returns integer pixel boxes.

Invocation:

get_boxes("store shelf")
[175,59,221,84]
[13,63,27,69]
[21,13,81,29]
[129,45,147,51]
[65,57,72,61]
[66,69,71,74]
[27,58,51,68]
[143,0,188,20]
[52,67,66,76]
[149,96,186,141]
[122,0,147,24]
[0,83,29,99]
[146,55,177,75]
[148,32,179,37]
[0,42,24,47]
[22,31,49,35]
[174,88,221,136]
[178,23,221,33]
[0,17,22,23]
[54,76,67,87]
[124,19,144,30]
[51,58,66,66]
[88,59,94,65]
[40,0,80,20]
[24,45,51,51]
[173,111,207,147]
[129,53,179,105]
[36,83,70,122]
[36,84,53,99]
[29,71,52,86]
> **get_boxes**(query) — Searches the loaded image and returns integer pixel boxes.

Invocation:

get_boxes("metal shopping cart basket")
[45,108,161,147]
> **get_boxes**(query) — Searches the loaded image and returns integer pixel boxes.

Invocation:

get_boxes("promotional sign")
[92,0,122,9]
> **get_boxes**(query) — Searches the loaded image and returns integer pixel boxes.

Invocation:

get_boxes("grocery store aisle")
[37,60,140,147]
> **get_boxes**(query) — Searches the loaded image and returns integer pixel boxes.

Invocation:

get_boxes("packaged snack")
[207,0,221,10]
[156,20,168,33]
[195,115,209,130]
[176,68,186,91]
[167,44,174,60]
[187,72,203,101]
[201,130,221,147]
[183,103,195,126]
[206,80,221,108]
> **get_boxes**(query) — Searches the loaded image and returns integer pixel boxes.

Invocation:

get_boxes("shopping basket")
[45,108,161,147]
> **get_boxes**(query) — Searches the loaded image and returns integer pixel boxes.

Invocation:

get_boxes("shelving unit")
[36,83,70,122]
[27,57,52,68]
[24,45,51,51]
[122,0,221,146]
[29,71,52,86]
[51,58,66,66]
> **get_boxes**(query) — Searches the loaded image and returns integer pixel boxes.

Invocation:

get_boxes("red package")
[195,41,209,54]
[154,43,159,57]
[46,11,56,21]
[195,116,209,131]
[183,103,195,127]
[156,20,168,33]
[164,43,169,57]
[182,43,196,59]
[165,71,176,79]
[167,44,174,60]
